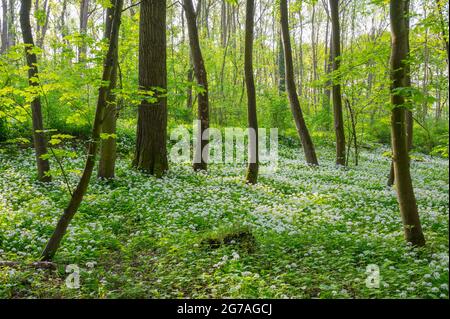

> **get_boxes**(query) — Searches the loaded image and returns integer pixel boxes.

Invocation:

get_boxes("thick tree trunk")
[280,0,318,165]
[98,5,119,179]
[389,0,425,247]
[329,0,346,166]
[184,0,209,171]
[134,0,168,177]
[245,0,258,184]
[20,0,51,182]
[41,0,124,261]
[388,0,412,187]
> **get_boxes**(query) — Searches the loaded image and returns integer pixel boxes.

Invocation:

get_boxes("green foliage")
[0,144,448,298]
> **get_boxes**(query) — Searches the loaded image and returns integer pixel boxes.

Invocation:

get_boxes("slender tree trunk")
[345,98,358,166]
[41,0,124,261]
[277,34,286,94]
[20,0,51,182]
[436,0,449,64]
[389,0,425,247]
[298,5,304,97]
[1,0,7,52]
[329,0,346,166]
[78,0,90,62]
[36,0,49,48]
[280,0,318,165]
[7,0,14,48]
[311,3,318,108]
[98,4,119,179]
[59,0,68,41]
[134,0,168,177]
[184,0,210,171]
[186,58,194,108]
[245,0,258,184]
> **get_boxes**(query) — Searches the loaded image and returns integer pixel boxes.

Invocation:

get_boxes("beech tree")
[98,3,119,179]
[280,0,318,165]
[388,0,412,187]
[134,0,168,177]
[245,0,258,184]
[184,0,210,171]
[389,0,425,246]
[329,0,346,166]
[41,0,124,261]
[78,0,90,62]
[19,0,51,182]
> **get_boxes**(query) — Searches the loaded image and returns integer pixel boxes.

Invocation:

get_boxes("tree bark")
[280,0,318,165]
[98,4,119,179]
[388,0,412,186]
[184,0,210,171]
[78,0,90,62]
[436,0,449,64]
[245,0,258,184]
[389,0,425,246]
[329,0,346,166]
[36,0,50,49]
[134,0,168,177]
[1,0,7,53]
[277,35,286,94]
[20,0,51,182]
[41,0,124,261]
[7,0,14,48]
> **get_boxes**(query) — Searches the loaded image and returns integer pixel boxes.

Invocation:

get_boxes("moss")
[200,227,257,253]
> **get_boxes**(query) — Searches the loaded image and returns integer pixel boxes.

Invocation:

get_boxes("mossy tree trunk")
[98,4,119,179]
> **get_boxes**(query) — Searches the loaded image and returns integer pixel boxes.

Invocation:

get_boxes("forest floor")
[0,143,448,299]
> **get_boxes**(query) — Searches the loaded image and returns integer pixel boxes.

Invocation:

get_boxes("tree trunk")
[184,0,210,171]
[20,0,51,182]
[311,3,318,108]
[280,0,318,166]
[7,0,14,48]
[59,0,67,41]
[389,0,425,247]
[1,0,7,52]
[36,0,50,49]
[388,0,412,186]
[277,34,286,94]
[329,0,346,166]
[245,0,258,184]
[41,0,124,261]
[78,0,90,62]
[436,0,449,64]
[134,0,168,177]
[98,4,119,179]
